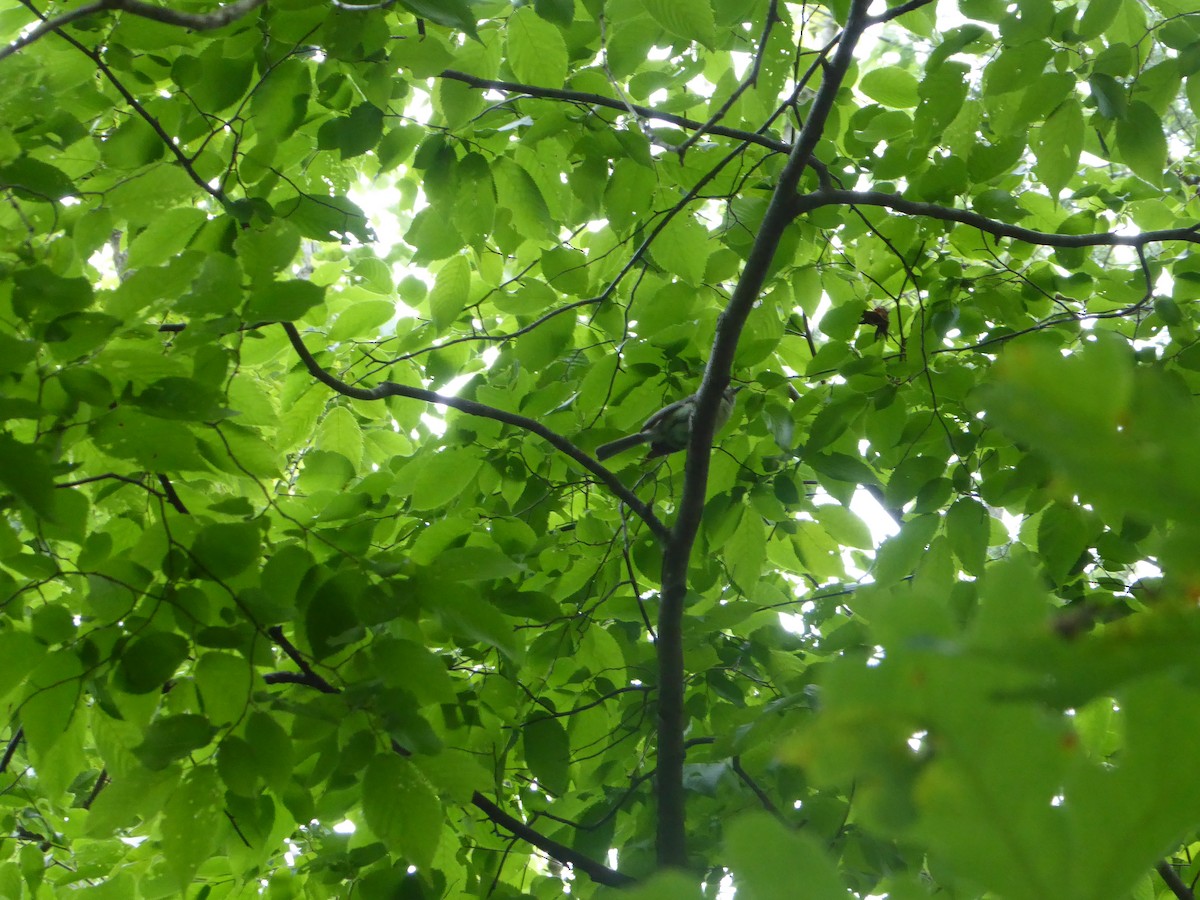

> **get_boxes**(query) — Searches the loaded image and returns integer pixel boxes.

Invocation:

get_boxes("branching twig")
[280,322,669,541]
[266,626,339,694]
[797,189,1200,249]
[2,0,268,62]
[674,0,780,157]
[439,70,792,156]
[470,791,635,887]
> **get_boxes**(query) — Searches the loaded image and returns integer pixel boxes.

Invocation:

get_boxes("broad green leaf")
[1032,98,1083,197]
[192,522,260,579]
[160,766,222,889]
[643,0,716,48]
[522,715,571,795]
[245,280,325,322]
[362,754,442,867]
[317,406,364,470]
[860,67,920,108]
[650,213,711,285]
[134,715,216,770]
[428,254,471,332]
[20,652,82,757]
[0,433,56,520]
[275,193,373,243]
[725,812,850,900]
[116,632,190,694]
[507,6,568,87]
[246,711,294,794]
[1115,101,1166,186]
[1077,0,1122,39]
[945,498,989,576]
[195,652,251,725]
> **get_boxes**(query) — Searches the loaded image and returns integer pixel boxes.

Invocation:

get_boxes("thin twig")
[280,322,669,541]
[2,0,268,63]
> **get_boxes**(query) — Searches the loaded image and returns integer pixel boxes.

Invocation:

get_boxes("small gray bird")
[595,385,738,461]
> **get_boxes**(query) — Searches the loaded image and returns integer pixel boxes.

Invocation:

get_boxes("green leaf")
[650,213,711,285]
[522,715,571,795]
[1032,97,1084,197]
[0,156,73,200]
[116,632,190,694]
[246,711,294,794]
[317,406,364,470]
[644,0,716,48]
[0,433,56,521]
[725,812,849,900]
[507,7,568,88]
[275,193,374,243]
[398,0,479,37]
[192,522,260,579]
[428,254,470,332]
[860,67,920,108]
[134,714,216,770]
[1115,101,1167,186]
[945,498,989,576]
[160,766,222,888]
[317,102,384,160]
[362,754,442,868]
[194,652,250,725]
[1077,0,1122,39]
[245,280,325,322]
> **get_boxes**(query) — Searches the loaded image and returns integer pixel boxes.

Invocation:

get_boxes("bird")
[595,385,738,461]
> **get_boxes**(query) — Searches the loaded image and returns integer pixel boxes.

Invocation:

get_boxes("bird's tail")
[596,432,649,460]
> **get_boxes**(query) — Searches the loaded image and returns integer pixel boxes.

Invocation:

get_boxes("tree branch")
[438,70,791,156]
[266,626,339,694]
[869,0,937,25]
[1157,860,1195,900]
[280,322,669,541]
[0,727,23,774]
[11,2,231,208]
[651,0,876,870]
[799,189,1200,249]
[673,0,780,157]
[470,791,635,887]
[2,0,268,62]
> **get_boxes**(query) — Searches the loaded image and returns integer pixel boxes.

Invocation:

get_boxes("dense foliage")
[3,0,1200,897]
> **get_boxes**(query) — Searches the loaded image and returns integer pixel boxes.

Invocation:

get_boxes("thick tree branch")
[280,322,669,541]
[470,792,635,887]
[1157,860,1195,900]
[2,0,267,62]
[651,0,875,870]
[799,189,1200,249]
